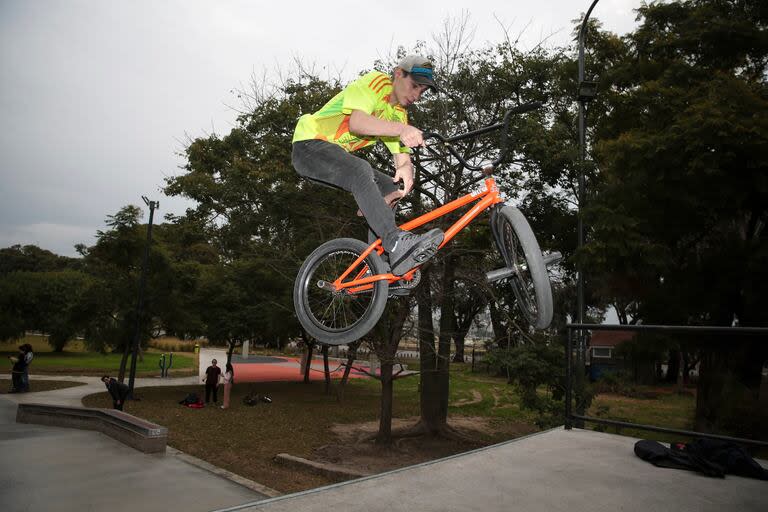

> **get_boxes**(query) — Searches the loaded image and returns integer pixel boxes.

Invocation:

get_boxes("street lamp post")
[127,196,159,397]
[574,0,601,426]
[577,0,600,363]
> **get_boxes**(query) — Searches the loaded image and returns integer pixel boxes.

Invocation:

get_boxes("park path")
[0,373,199,407]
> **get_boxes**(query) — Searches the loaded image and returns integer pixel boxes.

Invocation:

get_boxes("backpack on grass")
[179,392,202,406]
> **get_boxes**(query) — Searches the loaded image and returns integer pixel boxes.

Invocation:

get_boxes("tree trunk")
[417,267,446,434]
[452,333,466,363]
[226,341,236,365]
[418,261,454,434]
[666,349,681,384]
[337,341,359,401]
[371,300,410,443]
[118,341,130,382]
[340,342,358,386]
[303,342,314,384]
[322,344,331,394]
[695,339,767,438]
[376,361,394,444]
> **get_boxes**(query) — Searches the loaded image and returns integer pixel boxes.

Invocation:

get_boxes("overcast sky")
[0,0,641,257]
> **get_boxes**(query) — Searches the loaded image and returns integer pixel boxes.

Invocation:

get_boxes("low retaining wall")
[16,403,168,453]
[274,453,371,480]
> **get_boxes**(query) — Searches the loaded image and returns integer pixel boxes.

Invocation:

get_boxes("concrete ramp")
[216,428,767,512]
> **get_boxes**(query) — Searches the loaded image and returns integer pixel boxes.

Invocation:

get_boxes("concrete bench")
[16,403,168,453]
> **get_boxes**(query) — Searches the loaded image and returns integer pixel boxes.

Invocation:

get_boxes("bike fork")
[485,204,561,284]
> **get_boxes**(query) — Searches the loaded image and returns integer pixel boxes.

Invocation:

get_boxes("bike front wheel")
[494,206,553,329]
[294,238,389,345]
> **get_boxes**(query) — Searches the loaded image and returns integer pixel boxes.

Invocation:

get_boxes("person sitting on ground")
[101,375,130,411]
[292,55,443,275]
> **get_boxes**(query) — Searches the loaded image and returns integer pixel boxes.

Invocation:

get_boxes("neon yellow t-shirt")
[292,71,409,154]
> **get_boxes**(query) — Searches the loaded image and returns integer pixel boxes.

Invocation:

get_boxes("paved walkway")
[1,374,199,407]
[2,365,765,512]
[216,428,767,512]
[0,375,271,512]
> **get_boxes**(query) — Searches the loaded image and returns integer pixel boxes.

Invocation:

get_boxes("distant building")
[588,329,635,380]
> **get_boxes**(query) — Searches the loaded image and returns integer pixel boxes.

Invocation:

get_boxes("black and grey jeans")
[292,139,401,249]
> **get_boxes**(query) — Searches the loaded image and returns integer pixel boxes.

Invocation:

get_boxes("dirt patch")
[452,390,483,407]
[312,416,535,476]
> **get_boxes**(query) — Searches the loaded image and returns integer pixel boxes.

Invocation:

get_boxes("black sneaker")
[387,229,443,275]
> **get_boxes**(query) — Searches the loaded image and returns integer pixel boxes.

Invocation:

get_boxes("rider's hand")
[399,125,424,148]
[393,162,414,196]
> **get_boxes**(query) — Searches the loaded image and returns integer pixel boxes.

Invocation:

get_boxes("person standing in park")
[20,343,33,392]
[7,346,26,393]
[220,363,234,409]
[202,358,222,405]
[291,55,443,276]
[101,375,130,411]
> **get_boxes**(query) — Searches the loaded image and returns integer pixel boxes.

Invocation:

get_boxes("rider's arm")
[393,153,415,195]
[349,110,424,147]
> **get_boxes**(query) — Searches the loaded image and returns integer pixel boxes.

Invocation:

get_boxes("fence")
[565,323,768,447]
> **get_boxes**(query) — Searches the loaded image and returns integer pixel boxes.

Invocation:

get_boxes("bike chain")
[388,269,422,296]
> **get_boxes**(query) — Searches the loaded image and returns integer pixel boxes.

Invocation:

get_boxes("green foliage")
[0,245,81,275]
[76,205,208,353]
[485,337,564,412]
[2,4,763,438]
[0,270,92,350]
[583,0,768,327]
[0,350,193,372]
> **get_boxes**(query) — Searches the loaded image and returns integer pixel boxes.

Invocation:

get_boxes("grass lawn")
[588,386,697,443]
[2,334,756,493]
[1,334,195,376]
[82,364,540,494]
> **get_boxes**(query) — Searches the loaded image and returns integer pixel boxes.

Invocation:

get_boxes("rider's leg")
[293,140,443,274]
[293,140,398,242]
[368,167,400,247]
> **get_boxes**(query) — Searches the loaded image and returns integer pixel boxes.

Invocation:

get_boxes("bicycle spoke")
[305,249,376,332]
[502,218,539,322]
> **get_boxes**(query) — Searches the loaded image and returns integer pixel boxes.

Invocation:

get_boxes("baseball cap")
[397,55,438,92]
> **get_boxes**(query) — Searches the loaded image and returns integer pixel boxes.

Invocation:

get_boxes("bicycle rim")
[302,249,380,334]
[501,222,538,319]
[496,206,553,329]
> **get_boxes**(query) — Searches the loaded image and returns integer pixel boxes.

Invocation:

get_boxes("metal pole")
[128,197,159,397]
[565,329,573,429]
[577,0,601,362]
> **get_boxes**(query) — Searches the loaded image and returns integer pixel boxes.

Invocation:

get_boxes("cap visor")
[411,74,438,92]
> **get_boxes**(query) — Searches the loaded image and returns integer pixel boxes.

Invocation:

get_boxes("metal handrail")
[565,322,768,447]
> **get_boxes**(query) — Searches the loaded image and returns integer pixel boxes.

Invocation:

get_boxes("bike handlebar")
[419,101,543,172]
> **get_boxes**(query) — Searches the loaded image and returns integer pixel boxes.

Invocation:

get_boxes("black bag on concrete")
[635,440,724,477]
[682,439,768,480]
[635,439,768,480]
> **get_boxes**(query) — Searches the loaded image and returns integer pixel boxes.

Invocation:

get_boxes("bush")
[148,337,206,353]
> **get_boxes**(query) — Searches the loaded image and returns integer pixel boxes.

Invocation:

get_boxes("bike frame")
[333,175,504,293]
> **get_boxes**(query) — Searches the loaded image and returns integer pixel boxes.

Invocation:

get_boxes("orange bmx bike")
[294,102,559,345]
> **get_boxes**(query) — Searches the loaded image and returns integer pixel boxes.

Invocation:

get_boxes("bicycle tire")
[493,206,553,329]
[294,238,389,345]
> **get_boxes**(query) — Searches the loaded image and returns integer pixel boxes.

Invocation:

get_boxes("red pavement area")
[231,356,369,383]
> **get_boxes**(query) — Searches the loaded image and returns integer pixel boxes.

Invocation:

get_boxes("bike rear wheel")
[494,206,553,329]
[294,238,389,345]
